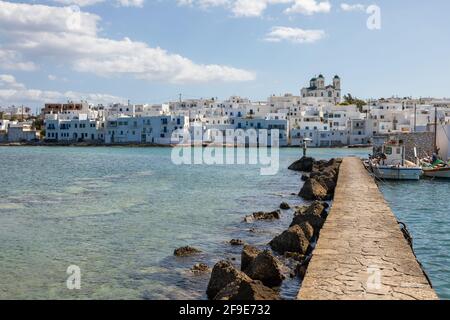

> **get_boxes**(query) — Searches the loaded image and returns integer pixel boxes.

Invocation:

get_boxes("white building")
[104,115,189,145]
[7,122,39,142]
[301,75,341,104]
[235,117,289,146]
[45,114,103,142]
[0,105,33,119]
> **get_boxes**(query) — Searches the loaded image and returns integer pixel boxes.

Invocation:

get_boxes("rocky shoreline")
[173,156,342,300]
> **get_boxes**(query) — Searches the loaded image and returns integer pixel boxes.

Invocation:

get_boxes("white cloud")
[0,1,99,36]
[115,0,145,7]
[340,3,365,12]
[264,26,325,43]
[0,1,254,83]
[285,0,331,15]
[52,0,144,7]
[0,74,126,105]
[0,49,38,71]
[177,0,330,17]
[0,74,26,89]
[48,74,68,82]
[53,0,104,7]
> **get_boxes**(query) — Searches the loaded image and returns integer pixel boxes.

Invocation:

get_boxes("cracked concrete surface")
[297,157,438,300]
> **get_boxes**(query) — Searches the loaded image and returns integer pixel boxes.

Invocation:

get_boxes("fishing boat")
[369,140,422,181]
[422,164,450,178]
[420,104,450,179]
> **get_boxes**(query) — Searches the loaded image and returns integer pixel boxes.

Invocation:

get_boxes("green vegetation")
[32,118,44,131]
[339,94,367,111]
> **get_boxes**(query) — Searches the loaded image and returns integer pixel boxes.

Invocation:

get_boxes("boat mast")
[434,104,438,153]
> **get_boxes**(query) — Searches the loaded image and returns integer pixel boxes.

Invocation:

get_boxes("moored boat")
[420,104,450,179]
[369,139,422,181]
[422,166,450,179]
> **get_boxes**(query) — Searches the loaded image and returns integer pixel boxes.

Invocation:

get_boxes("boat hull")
[371,166,422,181]
[423,167,450,179]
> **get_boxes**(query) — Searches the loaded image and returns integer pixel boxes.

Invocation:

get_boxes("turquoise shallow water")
[0,146,448,300]
[379,179,450,300]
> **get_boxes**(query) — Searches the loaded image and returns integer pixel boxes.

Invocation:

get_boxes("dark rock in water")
[291,201,326,233]
[174,246,201,257]
[253,210,281,220]
[299,178,328,200]
[206,260,252,299]
[213,281,240,300]
[214,280,280,300]
[326,158,342,170]
[191,263,209,273]
[295,222,314,241]
[296,263,308,280]
[269,225,310,255]
[316,176,337,195]
[230,239,244,246]
[241,245,261,271]
[310,167,336,180]
[297,157,342,200]
[284,252,306,262]
[280,202,290,210]
[243,250,284,287]
[312,159,328,169]
[304,201,327,218]
[296,255,312,280]
[294,205,309,215]
[245,210,281,222]
[301,174,309,182]
[288,156,315,172]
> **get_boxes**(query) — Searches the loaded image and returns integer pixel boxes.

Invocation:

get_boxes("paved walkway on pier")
[298,157,438,300]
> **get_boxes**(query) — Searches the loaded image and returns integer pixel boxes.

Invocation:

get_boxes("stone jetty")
[298,157,438,300]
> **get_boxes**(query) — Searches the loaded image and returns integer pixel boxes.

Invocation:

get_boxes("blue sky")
[1,0,450,111]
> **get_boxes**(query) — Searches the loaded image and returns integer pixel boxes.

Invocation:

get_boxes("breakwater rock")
[290,201,327,235]
[291,158,342,201]
[280,202,290,210]
[215,279,280,301]
[174,246,201,257]
[229,239,245,246]
[190,263,209,274]
[207,260,280,300]
[288,156,314,172]
[242,250,284,287]
[204,157,342,300]
[269,225,310,255]
[241,245,261,271]
[244,210,281,223]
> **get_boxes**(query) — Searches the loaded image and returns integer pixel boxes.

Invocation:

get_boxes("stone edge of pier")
[297,157,438,300]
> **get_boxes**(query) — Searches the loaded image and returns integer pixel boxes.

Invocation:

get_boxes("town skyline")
[1,0,450,110]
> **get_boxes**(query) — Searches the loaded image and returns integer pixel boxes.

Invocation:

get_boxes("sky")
[1,0,450,112]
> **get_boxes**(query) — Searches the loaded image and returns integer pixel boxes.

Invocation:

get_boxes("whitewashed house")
[45,114,102,142]
[7,122,39,142]
[235,117,289,146]
[104,115,189,145]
